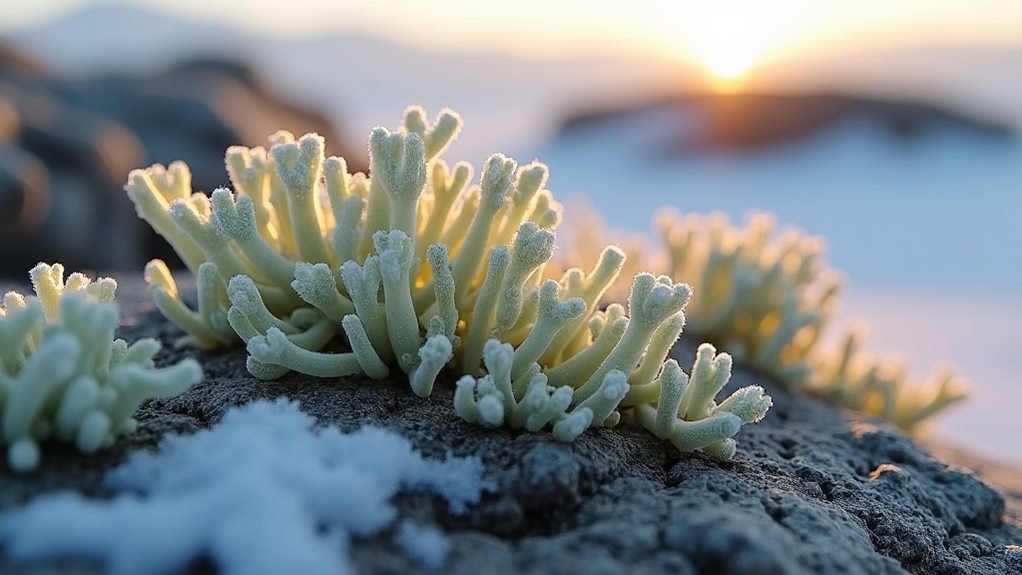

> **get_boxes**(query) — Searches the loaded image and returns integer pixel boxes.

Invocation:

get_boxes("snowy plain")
[6,4,1020,463]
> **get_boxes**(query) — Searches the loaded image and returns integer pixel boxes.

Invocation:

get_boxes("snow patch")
[394,520,451,570]
[0,398,491,575]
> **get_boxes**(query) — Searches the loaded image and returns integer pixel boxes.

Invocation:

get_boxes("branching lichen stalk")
[125,106,773,458]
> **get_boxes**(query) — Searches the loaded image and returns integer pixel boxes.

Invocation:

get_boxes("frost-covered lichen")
[654,210,841,385]
[126,106,771,458]
[811,328,968,432]
[629,343,772,460]
[557,208,839,385]
[555,205,966,431]
[0,263,202,472]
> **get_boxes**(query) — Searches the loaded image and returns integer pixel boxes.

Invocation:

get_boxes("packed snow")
[0,399,491,575]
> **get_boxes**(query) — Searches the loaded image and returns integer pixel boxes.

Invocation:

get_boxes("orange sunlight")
[671,1,787,92]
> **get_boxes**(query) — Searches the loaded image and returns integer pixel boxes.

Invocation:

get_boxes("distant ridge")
[5,2,1019,157]
[558,92,1015,153]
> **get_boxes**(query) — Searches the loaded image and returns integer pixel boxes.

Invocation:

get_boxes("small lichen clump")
[656,209,841,384]
[0,264,202,472]
[555,205,966,431]
[556,208,839,384]
[811,329,968,432]
[125,106,771,458]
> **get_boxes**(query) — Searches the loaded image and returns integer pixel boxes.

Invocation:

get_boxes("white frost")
[0,398,491,575]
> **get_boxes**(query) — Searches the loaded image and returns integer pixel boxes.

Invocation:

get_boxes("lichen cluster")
[0,264,202,472]
[654,209,840,384]
[556,205,966,431]
[811,329,968,431]
[555,208,841,383]
[125,107,771,458]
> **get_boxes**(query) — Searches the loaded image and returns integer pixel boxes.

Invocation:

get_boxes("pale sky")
[3,0,1021,73]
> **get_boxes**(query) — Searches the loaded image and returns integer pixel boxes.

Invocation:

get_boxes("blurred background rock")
[0,44,345,276]
[558,93,1012,153]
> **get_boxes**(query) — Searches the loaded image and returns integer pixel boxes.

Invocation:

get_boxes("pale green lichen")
[654,210,841,385]
[554,205,966,431]
[556,209,840,385]
[125,106,771,458]
[810,328,968,432]
[652,211,967,431]
[0,264,202,472]
[630,344,771,459]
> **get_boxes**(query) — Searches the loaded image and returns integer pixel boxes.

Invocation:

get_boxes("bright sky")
[3,0,1022,79]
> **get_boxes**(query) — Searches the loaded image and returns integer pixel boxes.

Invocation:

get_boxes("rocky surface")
[0,46,350,278]
[1,277,1020,575]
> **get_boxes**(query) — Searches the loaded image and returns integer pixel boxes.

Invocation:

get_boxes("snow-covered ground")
[6,4,1020,463]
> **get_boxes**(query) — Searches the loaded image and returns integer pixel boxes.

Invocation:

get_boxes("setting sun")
[658,0,801,91]
[683,2,778,89]
[701,47,756,80]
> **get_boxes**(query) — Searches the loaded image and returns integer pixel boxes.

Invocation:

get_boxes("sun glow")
[688,5,772,88]
[663,1,796,91]
[698,28,763,80]
[702,49,756,80]
[697,38,759,92]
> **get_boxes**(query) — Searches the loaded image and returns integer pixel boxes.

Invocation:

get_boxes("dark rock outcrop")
[0,46,352,278]
[558,93,1014,155]
[1,276,1020,575]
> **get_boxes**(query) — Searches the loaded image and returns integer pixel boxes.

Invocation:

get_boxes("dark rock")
[1,276,1020,575]
[558,93,1015,155]
[0,145,49,240]
[0,45,354,278]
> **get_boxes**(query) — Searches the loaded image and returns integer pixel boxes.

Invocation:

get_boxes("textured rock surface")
[2,277,1021,575]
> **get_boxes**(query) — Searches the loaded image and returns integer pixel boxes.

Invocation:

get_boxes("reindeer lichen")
[0,264,201,472]
[125,106,771,458]
[555,205,967,431]
[811,328,968,432]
